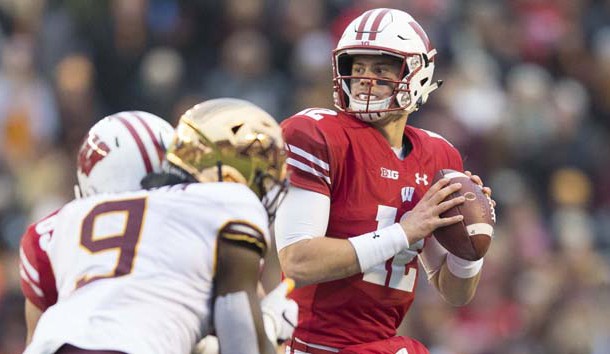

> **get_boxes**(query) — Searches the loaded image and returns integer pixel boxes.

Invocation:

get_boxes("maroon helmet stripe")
[409,21,432,52]
[368,9,390,40]
[355,10,374,40]
[116,115,154,173]
[131,112,165,163]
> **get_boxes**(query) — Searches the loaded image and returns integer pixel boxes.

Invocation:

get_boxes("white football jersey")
[25,182,269,354]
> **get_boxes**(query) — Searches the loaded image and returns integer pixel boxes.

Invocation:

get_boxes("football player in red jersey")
[275,8,496,354]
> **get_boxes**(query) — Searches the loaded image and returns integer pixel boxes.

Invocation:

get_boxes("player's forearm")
[434,261,482,306]
[279,237,360,287]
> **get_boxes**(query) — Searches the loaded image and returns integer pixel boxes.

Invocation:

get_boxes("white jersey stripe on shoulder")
[287,158,331,185]
[20,265,44,297]
[287,144,329,171]
[20,246,40,282]
[421,129,454,147]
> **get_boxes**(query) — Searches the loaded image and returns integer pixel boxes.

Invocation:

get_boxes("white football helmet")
[76,111,174,197]
[332,8,442,122]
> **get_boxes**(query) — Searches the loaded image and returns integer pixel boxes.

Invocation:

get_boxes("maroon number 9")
[76,197,146,288]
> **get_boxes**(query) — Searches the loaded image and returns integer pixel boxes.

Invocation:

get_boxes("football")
[432,169,495,261]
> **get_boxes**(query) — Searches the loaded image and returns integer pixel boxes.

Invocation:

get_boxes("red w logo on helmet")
[78,133,110,177]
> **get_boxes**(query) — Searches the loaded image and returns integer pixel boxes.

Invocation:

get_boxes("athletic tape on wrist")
[446,253,484,279]
[348,223,409,273]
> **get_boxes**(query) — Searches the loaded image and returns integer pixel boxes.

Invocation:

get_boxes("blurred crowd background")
[0,0,609,353]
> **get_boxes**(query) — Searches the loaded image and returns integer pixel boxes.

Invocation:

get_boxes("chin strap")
[216,160,223,182]
[74,185,82,199]
[163,163,198,183]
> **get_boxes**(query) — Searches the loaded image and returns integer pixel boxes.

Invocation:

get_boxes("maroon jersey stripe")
[368,8,391,40]
[355,10,374,40]
[130,112,165,163]
[116,115,154,173]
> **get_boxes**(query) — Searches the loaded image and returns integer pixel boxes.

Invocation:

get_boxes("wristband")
[348,223,409,273]
[446,253,484,279]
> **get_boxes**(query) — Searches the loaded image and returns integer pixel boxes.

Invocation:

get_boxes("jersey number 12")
[362,205,421,292]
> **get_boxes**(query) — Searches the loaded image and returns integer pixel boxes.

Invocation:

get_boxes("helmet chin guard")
[350,97,394,122]
[340,78,394,122]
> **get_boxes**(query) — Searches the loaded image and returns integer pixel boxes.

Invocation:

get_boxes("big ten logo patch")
[381,167,399,180]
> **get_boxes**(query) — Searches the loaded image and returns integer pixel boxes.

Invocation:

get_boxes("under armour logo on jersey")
[78,133,110,177]
[415,173,428,185]
[373,232,380,239]
[401,186,415,202]
[381,167,399,180]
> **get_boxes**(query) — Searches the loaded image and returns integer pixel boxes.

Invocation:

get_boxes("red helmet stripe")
[368,8,390,40]
[130,112,165,164]
[409,21,432,52]
[116,115,154,173]
[355,10,374,40]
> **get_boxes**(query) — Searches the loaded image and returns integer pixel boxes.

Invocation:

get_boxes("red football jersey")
[19,210,59,311]
[281,108,463,347]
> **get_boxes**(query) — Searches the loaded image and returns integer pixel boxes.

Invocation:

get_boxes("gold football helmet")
[166,98,287,221]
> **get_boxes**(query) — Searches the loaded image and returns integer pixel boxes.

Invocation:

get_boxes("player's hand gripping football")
[399,177,466,245]
[464,170,496,213]
[261,278,298,344]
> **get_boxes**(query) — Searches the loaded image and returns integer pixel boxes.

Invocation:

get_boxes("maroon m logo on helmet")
[78,133,110,177]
